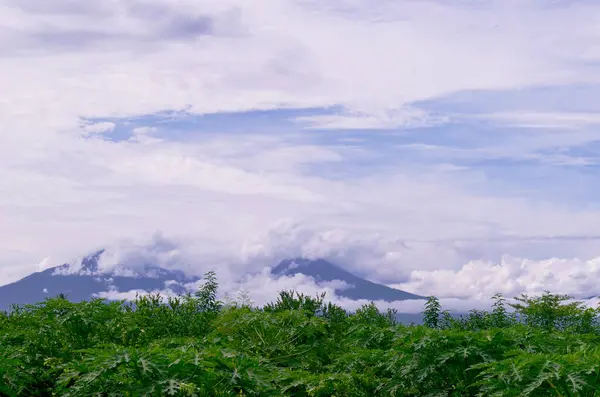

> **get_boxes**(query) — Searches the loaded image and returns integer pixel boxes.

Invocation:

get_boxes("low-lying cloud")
[52,230,600,309]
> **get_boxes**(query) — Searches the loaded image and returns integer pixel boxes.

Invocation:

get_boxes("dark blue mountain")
[0,250,200,311]
[271,258,425,301]
[0,253,425,312]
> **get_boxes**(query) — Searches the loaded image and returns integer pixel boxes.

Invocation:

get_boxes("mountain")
[0,253,425,312]
[0,250,200,311]
[271,258,425,301]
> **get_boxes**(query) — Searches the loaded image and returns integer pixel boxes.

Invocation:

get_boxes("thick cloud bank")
[3,0,600,307]
[52,231,600,312]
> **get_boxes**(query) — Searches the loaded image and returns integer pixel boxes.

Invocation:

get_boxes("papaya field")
[1,271,600,396]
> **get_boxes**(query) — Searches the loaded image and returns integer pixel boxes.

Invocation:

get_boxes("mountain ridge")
[272,257,424,301]
[0,252,424,311]
[0,251,200,311]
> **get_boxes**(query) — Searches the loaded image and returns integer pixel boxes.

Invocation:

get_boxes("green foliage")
[422,296,441,329]
[510,290,600,333]
[263,290,326,317]
[194,270,222,314]
[1,275,600,396]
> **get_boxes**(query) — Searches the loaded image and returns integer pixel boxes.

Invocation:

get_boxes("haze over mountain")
[0,251,423,312]
[0,267,194,312]
[272,258,424,301]
[0,250,201,311]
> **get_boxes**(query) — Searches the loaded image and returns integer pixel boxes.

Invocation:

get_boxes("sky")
[2,0,600,310]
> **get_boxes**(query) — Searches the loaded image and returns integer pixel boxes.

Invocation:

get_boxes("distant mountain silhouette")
[271,258,425,301]
[0,253,425,312]
[0,250,200,311]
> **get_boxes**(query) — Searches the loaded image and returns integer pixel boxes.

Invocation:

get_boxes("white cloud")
[476,111,600,129]
[81,121,116,134]
[396,125,600,166]
[37,257,54,271]
[2,0,600,305]
[129,126,163,144]
[89,265,600,314]
[93,287,180,301]
[3,0,600,128]
[210,269,492,314]
[396,255,600,300]
[131,127,156,135]
[295,106,448,130]
[30,227,600,307]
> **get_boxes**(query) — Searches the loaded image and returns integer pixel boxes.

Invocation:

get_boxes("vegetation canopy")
[1,272,600,396]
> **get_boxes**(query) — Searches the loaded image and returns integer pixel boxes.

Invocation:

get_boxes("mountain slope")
[1,253,425,311]
[272,258,425,301]
[0,251,200,311]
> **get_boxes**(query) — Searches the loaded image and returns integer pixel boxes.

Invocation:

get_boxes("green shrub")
[1,274,599,396]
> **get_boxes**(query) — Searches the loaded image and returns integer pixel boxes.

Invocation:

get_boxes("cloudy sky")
[2,0,600,308]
